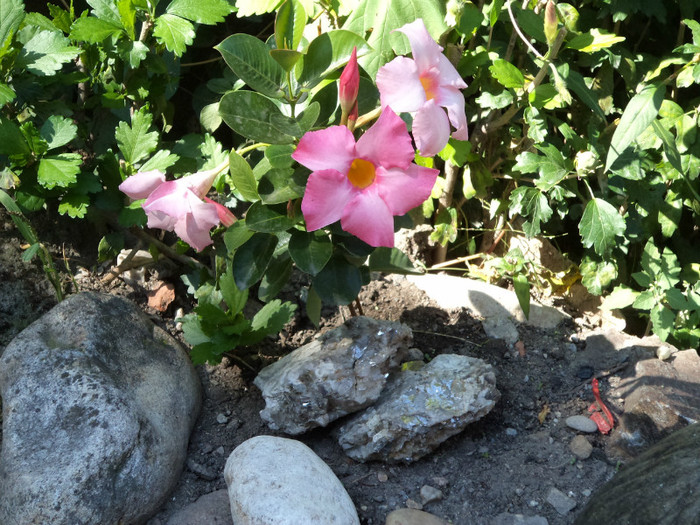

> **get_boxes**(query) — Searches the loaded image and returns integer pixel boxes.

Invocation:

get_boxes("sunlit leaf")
[578,198,625,255]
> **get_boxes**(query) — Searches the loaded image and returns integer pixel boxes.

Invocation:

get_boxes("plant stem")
[433,160,460,264]
[355,107,382,129]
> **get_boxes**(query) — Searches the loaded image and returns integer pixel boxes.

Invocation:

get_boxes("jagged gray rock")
[0,292,201,525]
[337,353,500,462]
[254,316,412,435]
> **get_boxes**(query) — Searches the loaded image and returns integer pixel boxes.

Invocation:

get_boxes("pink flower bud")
[339,47,359,115]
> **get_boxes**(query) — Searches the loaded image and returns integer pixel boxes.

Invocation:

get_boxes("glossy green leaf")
[567,28,625,53]
[265,144,295,168]
[258,168,303,204]
[219,270,248,315]
[245,201,295,232]
[578,198,625,255]
[0,83,15,105]
[489,59,525,89]
[37,153,82,189]
[219,91,300,143]
[368,247,421,274]
[513,273,530,320]
[289,230,332,275]
[167,0,235,24]
[275,0,306,50]
[305,285,322,326]
[605,83,665,171]
[216,34,285,98]
[224,220,254,252]
[269,49,302,72]
[258,255,293,301]
[232,232,278,289]
[153,13,194,56]
[229,150,259,201]
[651,119,684,175]
[312,255,363,305]
[298,30,372,89]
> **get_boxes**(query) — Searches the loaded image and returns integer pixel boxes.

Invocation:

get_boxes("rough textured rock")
[0,292,202,525]
[385,508,450,525]
[606,349,700,459]
[166,490,233,525]
[254,316,412,434]
[225,436,359,525]
[337,354,500,462]
[575,423,700,525]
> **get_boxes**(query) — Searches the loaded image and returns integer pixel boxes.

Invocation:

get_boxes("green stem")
[237,142,270,156]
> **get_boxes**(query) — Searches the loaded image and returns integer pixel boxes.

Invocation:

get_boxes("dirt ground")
[0,208,622,524]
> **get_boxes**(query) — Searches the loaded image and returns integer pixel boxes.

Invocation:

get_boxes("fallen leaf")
[538,404,550,424]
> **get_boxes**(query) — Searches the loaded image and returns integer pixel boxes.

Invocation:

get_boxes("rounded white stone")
[566,415,599,433]
[225,436,359,525]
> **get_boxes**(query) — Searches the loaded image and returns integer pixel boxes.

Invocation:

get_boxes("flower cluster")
[119,161,234,252]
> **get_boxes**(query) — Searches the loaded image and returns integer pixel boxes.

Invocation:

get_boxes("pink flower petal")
[376,57,426,113]
[397,19,443,74]
[146,210,177,231]
[375,163,439,215]
[301,169,356,231]
[438,86,469,140]
[292,126,356,173]
[175,201,220,252]
[143,181,192,219]
[340,189,395,247]
[356,108,414,170]
[119,170,166,200]
[437,53,468,90]
[204,197,236,227]
[412,100,451,157]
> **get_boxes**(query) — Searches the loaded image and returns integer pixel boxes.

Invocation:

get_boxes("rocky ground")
[2,207,695,524]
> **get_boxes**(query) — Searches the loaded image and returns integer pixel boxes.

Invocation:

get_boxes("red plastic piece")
[588,378,614,434]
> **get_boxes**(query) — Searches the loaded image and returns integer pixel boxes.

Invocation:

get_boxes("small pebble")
[216,413,228,424]
[505,427,518,436]
[656,345,673,360]
[377,471,388,483]
[569,435,593,460]
[546,487,577,515]
[385,508,450,525]
[420,485,443,505]
[566,415,599,433]
[432,476,449,488]
[406,498,423,510]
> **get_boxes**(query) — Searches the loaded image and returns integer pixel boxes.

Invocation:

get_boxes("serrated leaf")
[70,16,124,43]
[40,115,77,150]
[602,285,639,310]
[0,0,25,51]
[605,83,665,171]
[245,201,295,232]
[0,83,16,105]
[37,153,82,189]
[650,304,675,341]
[17,30,79,75]
[167,0,234,24]
[233,232,278,289]
[509,186,552,237]
[298,30,372,91]
[139,149,179,172]
[342,0,446,77]
[153,13,194,56]
[288,230,332,276]
[228,150,259,201]
[235,0,282,16]
[578,198,625,255]
[216,34,285,98]
[489,59,525,89]
[58,193,89,218]
[115,107,159,165]
[219,90,301,143]
[580,258,617,295]
[87,0,121,25]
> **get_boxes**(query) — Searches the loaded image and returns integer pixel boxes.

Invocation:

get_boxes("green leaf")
[651,119,684,175]
[666,288,689,311]
[219,91,301,143]
[258,168,302,204]
[559,67,606,120]
[58,193,90,218]
[153,13,194,56]
[650,305,675,341]
[298,30,372,90]
[567,28,625,53]
[602,285,639,310]
[305,285,322,326]
[368,247,421,274]
[115,107,159,165]
[508,186,552,237]
[216,34,285,98]
[580,257,617,295]
[98,232,125,263]
[17,30,79,75]
[235,0,283,16]
[288,230,332,276]
[37,153,82,189]
[578,198,625,256]
[139,149,179,172]
[0,0,25,51]
[258,256,293,301]
[265,144,295,168]
[40,115,77,150]
[232,232,278,289]
[312,255,363,305]
[640,240,680,290]
[167,0,235,24]
[513,273,530,320]
[0,83,15,105]
[605,83,665,171]
[0,117,30,156]
[219,270,248,315]
[269,48,302,72]
[224,220,254,252]
[245,201,295,233]
[341,0,446,77]
[633,290,657,310]
[242,299,297,345]
[229,150,259,201]
[489,59,525,89]
[275,0,306,50]
[86,0,122,25]
[70,16,124,43]
[117,0,136,39]
[658,191,682,238]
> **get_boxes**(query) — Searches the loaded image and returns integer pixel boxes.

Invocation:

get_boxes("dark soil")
[0,208,621,524]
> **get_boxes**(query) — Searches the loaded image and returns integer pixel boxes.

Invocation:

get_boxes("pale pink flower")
[376,19,468,157]
[119,162,234,252]
[292,108,439,247]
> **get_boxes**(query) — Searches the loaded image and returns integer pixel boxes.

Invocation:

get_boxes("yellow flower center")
[420,75,437,101]
[347,158,376,189]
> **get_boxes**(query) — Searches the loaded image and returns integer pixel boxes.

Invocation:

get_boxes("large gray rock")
[337,354,500,462]
[225,436,359,525]
[254,316,412,434]
[575,423,700,525]
[0,292,202,525]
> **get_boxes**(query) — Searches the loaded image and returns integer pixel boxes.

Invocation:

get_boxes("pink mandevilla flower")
[376,19,468,157]
[292,107,439,248]
[119,162,235,252]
